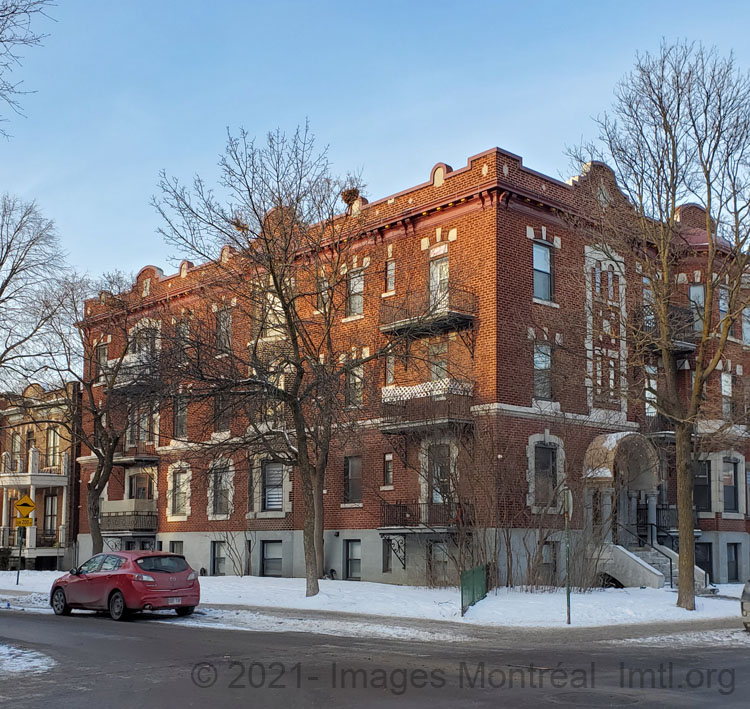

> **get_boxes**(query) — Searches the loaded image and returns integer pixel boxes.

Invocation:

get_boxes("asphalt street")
[1,609,748,708]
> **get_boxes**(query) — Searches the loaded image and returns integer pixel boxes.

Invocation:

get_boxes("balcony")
[100,499,158,533]
[0,449,69,488]
[638,304,698,354]
[113,440,159,465]
[380,501,474,530]
[380,379,474,433]
[379,286,477,336]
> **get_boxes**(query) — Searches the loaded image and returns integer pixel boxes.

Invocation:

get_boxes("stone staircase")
[630,547,676,586]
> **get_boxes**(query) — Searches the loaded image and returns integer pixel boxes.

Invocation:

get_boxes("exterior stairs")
[629,547,676,586]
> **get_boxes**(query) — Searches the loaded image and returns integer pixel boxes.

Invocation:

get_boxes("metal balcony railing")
[380,500,474,528]
[379,286,477,335]
[638,304,699,348]
[380,379,474,431]
[99,512,158,532]
[39,453,64,472]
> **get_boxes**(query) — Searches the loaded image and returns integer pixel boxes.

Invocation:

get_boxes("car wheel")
[108,591,130,621]
[175,606,195,617]
[51,588,71,616]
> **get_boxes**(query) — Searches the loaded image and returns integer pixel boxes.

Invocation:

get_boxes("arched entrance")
[582,432,660,546]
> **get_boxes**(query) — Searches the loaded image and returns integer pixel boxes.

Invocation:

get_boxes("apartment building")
[75,148,750,586]
[0,383,80,570]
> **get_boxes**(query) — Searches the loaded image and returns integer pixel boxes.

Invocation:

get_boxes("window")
[345,539,361,580]
[428,444,451,504]
[262,462,284,511]
[101,555,126,572]
[533,242,553,301]
[723,459,739,513]
[171,469,188,515]
[382,538,392,573]
[533,343,552,400]
[534,444,557,507]
[78,555,105,574]
[175,320,190,363]
[11,432,21,471]
[129,400,155,444]
[744,308,750,346]
[211,463,231,516]
[644,365,658,417]
[695,542,713,581]
[346,269,364,316]
[385,260,395,293]
[722,373,734,421]
[262,540,283,577]
[261,291,285,338]
[642,277,655,329]
[43,494,57,533]
[383,453,393,486]
[727,543,740,582]
[210,541,226,576]
[689,284,705,332]
[346,363,363,407]
[385,353,395,386]
[429,257,449,309]
[169,541,184,555]
[45,426,60,468]
[214,392,230,432]
[718,287,734,336]
[95,343,108,380]
[694,460,712,512]
[173,394,187,440]
[216,308,232,354]
[132,326,158,359]
[344,456,362,503]
[316,275,329,312]
[129,472,154,500]
[429,339,448,381]
[25,429,35,461]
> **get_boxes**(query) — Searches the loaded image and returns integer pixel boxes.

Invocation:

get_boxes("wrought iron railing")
[638,304,699,344]
[380,379,474,428]
[380,500,474,528]
[380,286,477,331]
[100,512,158,532]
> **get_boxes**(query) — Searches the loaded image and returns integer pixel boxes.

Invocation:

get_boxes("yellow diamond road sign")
[14,495,35,518]
[15,517,32,527]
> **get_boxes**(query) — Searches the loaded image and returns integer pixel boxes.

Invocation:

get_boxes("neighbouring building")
[74,148,750,586]
[0,383,81,570]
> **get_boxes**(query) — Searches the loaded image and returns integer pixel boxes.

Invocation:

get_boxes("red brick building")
[74,147,750,586]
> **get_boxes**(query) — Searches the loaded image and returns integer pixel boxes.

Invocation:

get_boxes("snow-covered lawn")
[610,629,750,647]
[0,643,55,676]
[0,571,741,629]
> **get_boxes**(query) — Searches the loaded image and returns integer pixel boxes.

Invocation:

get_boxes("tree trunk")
[313,472,325,578]
[300,465,320,596]
[675,421,696,610]
[87,485,103,556]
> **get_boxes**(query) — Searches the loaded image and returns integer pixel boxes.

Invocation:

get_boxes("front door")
[695,542,713,583]
[429,257,449,310]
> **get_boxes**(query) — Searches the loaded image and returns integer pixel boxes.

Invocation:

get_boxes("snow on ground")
[610,629,750,647]
[714,584,745,599]
[0,643,56,676]
[0,571,741,629]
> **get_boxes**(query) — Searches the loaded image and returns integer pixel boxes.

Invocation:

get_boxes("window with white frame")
[347,269,364,316]
[346,362,363,407]
[216,307,232,354]
[689,284,705,332]
[383,453,393,486]
[210,461,232,516]
[533,242,553,301]
[385,353,395,386]
[45,426,60,468]
[171,466,189,516]
[719,287,735,337]
[344,456,363,503]
[173,394,187,440]
[428,339,448,381]
[743,307,750,345]
[385,260,395,293]
[95,343,108,381]
[526,433,564,511]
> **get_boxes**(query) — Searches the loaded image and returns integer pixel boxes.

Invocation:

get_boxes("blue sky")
[2,1,750,275]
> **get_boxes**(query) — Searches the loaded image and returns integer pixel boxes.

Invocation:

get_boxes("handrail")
[650,522,712,590]
[615,522,673,588]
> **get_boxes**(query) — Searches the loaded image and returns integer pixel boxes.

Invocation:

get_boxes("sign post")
[13,495,36,585]
[563,489,573,626]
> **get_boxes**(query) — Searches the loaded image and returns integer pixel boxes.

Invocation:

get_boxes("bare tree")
[0,0,51,135]
[0,193,63,383]
[571,42,750,609]
[155,125,453,596]
[39,271,163,555]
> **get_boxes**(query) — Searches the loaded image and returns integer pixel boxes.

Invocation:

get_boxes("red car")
[50,551,200,621]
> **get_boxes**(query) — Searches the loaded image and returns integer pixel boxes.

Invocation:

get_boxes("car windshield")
[136,555,189,573]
